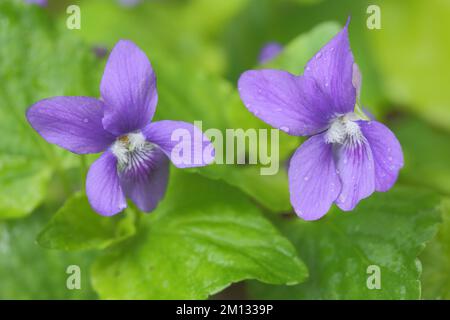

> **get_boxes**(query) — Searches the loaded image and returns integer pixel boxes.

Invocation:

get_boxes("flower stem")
[80,155,88,191]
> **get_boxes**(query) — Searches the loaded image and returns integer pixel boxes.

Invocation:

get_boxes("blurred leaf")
[249,185,441,299]
[391,117,450,195]
[0,156,51,219]
[389,116,450,299]
[369,0,450,131]
[154,60,231,129]
[266,21,340,73]
[78,0,250,75]
[0,0,100,218]
[92,172,307,299]
[0,207,97,299]
[420,198,450,299]
[37,192,136,251]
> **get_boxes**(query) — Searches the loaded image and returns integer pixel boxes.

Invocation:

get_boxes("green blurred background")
[0,0,449,300]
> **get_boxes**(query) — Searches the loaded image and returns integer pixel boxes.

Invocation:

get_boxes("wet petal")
[100,40,158,136]
[304,18,356,115]
[238,70,333,136]
[142,120,214,168]
[26,97,115,154]
[288,134,341,220]
[335,137,375,211]
[119,148,169,212]
[359,121,404,192]
[86,151,127,216]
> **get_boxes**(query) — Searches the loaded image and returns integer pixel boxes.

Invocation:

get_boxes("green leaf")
[391,117,450,195]
[0,207,97,299]
[0,156,52,219]
[249,185,441,299]
[420,198,450,299]
[197,164,291,212]
[78,0,250,75]
[266,21,341,73]
[368,0,450,131]
[37,192,136,251]
[91,172,307,299]
[0,1,100,218]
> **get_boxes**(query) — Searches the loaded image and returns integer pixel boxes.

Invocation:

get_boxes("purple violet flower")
[92,45,109,59]
[27,40,214,216]
[238,19,404,220]
[118,0,142,7]
[25,0,47,6]
[258,42,283,64]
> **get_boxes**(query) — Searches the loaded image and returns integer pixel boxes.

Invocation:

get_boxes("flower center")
[324,113,363,146]
[111,132,155,173]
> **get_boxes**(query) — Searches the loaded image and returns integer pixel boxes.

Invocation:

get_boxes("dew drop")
[280,126,290,133]
[304,176,309,181]
[83,118,89,123]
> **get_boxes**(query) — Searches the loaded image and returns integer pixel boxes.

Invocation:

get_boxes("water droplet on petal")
[304,176,309,181]
[280,126,290,133]
[83,118,89,123]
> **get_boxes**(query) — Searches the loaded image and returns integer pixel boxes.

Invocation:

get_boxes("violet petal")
[86,151,127,216]
[258,42,283,64]
[26,97,116,154]
[100,40,158,136]
[238,70,332,136]
[142,120,215,168]
[25,0,48,7]
[359,120,404,192]
[119,148,169,212]
[288,134,342,220]
[334,136,376,211]
[304,18,356,115]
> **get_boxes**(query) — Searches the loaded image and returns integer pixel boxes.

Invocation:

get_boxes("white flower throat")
[111,132,155,172]
[324,112,364,146]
